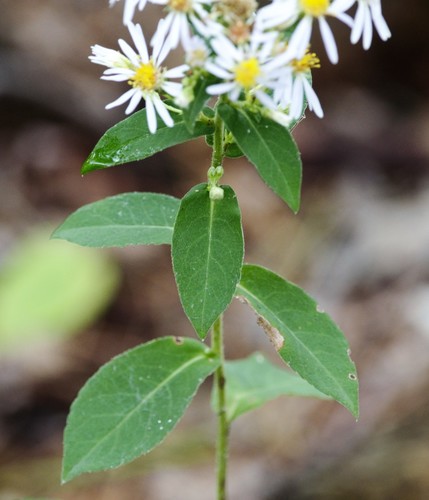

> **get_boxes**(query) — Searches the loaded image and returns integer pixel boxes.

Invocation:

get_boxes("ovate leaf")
[62,336,219,482]
[218,103,302,213]
[236,265,359,417]
[218,353,330,422]
[52,193,179,247]
[172,184,244,339]
[82,110,214,174]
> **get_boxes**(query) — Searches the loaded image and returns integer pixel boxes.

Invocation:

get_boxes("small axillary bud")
[207,165,225,201]
[209,186,225,200]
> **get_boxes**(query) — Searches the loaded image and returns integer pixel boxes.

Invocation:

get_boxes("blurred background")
[1,1,429,499]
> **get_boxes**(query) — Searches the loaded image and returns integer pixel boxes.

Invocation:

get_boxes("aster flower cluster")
[93,0,391,133]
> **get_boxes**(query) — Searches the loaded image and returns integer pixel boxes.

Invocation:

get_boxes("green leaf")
[218,103,302,213]
[236,265,359,417]
[52,193,180,248]
[182,74,215,132]
[218,353,330,422]
[0,233,119,352]
[62,336,219,482]
[82,110,214,174]
[172,184,244,339]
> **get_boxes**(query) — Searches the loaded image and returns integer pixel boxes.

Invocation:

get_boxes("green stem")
[212,103,224,169]
[212,313,229,500]
[210,102,228,500]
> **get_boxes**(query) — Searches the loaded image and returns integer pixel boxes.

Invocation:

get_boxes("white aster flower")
[150,0,212,52]
[205,32,286,109]
[109,0,148,25]
[275,50,324,119]
[90,23,188,133]
[183,35,209,67]
[351,0,391,50]
[256,0,355,64]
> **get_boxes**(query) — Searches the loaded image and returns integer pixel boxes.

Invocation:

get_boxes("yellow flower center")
[169,0,191,12]
[292,51,321,73]
[299,0,329,16]
[130,61,158,91]
[234,58,261,89]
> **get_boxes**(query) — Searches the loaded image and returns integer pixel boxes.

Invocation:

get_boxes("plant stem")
[212,103,224,169]
[212,313,229,500]
[211,102,228,500]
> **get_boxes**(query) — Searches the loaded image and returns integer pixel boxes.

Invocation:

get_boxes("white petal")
[179,14,192,49]
[105,87,136,110]
[319,16,339,64]
[302,77,324,118]
[152,94,174,128]
[334,11,354,29]
[151,17,170,50]
[152,15,174,63]
[101,74,131,81]
[290,78,304,119]
[229,87,241,101]
[123,0,139,25]
[206,62,233,80]
[288,17,312,61]
[330,0,355,14]
[363,4,373,50]
[145,96,157,133]
[254,90,277,111]
[103,67,134,76]
[351,2,365,44]
[256,1,298,30]
[206,82,236,96]
[125,89,143,114]
[164,64,189,78]
[118,38,139,66]
[211,35,241,63]
[162,81,183,97]
[128,23,149,62]
[370,2,392,41]
[166,15,182,50]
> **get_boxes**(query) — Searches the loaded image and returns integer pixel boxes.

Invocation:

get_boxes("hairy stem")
[212,314,229,500]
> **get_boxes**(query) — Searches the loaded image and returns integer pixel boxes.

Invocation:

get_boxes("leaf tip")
[60,463,75,484]
[81,161,92,175]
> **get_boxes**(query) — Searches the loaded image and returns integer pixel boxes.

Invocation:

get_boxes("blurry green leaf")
[82,110,214,174]
[172,184,244,339]
[218,103,302,213]
[62,336,219,482]
[52,193,179,247]
[236,264,359,417]
[0,233,120,351]
[216,353,330,422]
